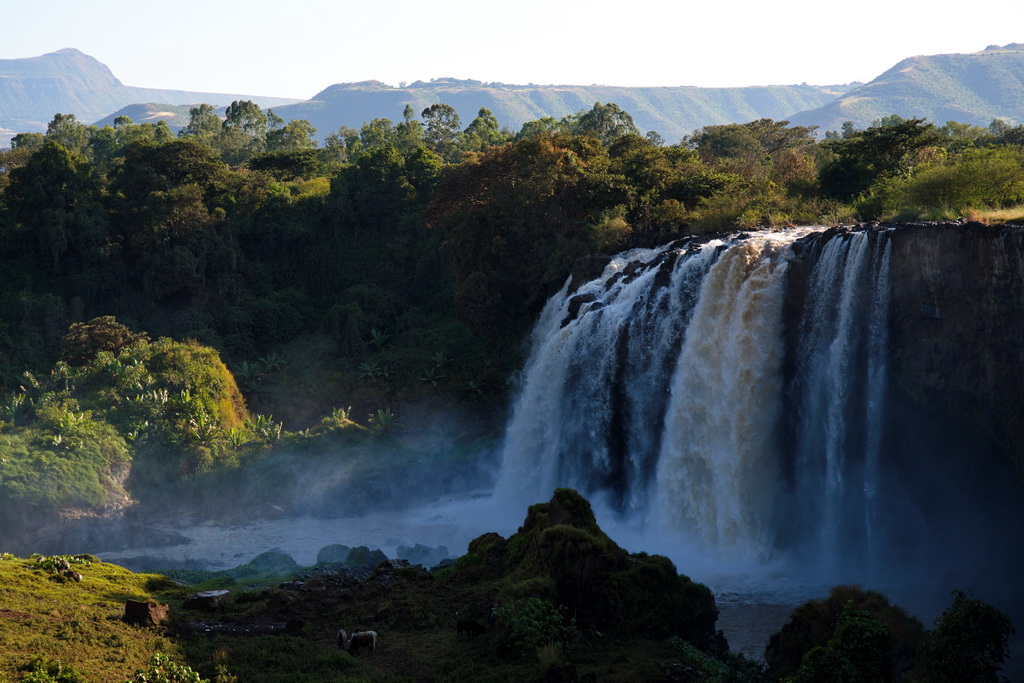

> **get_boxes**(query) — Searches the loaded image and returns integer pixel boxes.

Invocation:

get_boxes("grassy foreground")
[0,553,185,682]
[0,554,717,683]
[0,490,744,682]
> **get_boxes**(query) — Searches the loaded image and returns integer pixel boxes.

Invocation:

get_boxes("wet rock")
[344,546,388,569]
[430,558,456,572]
[569,255,612,292]
[316,544,352,564]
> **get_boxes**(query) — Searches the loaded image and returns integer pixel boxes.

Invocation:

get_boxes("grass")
[0,549,730,682]
[0,553,187,683]
[964,205,1024,224]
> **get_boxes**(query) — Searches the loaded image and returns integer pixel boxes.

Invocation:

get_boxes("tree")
[3,140,107,272]
[266,119,318,152]
[819,117,941,201]
[60,316,147,366]
[45,113,92,154]
[571,102,640,145]
[687,118,816,163]
[394,104,425,154]
[179,104,223,145]
[421,103,462,161]
[516,116,561,140]
[11,132,45,150]
[358,118,396,154]
[916,591,1015,683]
[462,107,506,152]
[223,100,268,140]
[219,100,268,163]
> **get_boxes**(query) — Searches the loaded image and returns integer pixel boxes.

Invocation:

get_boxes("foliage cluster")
[766,585,1015,682]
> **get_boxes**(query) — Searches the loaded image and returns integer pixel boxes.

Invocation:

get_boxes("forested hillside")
[2,96,1024,529]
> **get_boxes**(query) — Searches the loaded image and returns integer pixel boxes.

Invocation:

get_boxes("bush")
[126,654,207,683]
[494,597,577,659]
[916,590,1016,683]
[764,585,923,681]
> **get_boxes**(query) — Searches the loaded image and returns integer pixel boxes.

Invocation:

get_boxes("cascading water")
[786,230,893,576]
[495,226,896,574]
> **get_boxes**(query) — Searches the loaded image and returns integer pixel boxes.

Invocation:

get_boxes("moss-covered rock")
[452,489,719,645]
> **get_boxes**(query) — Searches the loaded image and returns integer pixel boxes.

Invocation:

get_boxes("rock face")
[316,544,352,564]
[887,223,1024,471]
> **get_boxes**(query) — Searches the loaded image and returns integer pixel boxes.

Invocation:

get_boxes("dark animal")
[338,628,377,654]
[457,619,486,637]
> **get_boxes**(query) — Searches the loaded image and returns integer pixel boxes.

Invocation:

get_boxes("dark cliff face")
[879,223,1024,589]
[888,223,1024,477]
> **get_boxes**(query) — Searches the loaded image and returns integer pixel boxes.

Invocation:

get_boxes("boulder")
[344,546,388,569]
[187,589,231,610]
[124,599,169,626]
[317,544,352,564]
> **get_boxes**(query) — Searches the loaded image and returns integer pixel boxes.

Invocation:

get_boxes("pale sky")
[4,0,1023,100]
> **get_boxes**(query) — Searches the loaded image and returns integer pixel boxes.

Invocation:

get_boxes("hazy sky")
[5,0,1023,99]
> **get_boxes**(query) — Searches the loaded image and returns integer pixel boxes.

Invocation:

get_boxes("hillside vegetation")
[2,99,1024,529]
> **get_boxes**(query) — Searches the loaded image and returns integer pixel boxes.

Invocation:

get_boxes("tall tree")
[219,100,268,164]
[421,103,462,161]
[179,104,223,146]
[571,102,640,146]
[266,119,318,152]
[462,107,505,152]
[45,113,92,154]
[394,105,425,155]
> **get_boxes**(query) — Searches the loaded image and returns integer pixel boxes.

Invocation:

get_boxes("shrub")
[126,654,207,683]
[494,597,577,659]
[916,590,1016,683]
[764,585,923,681]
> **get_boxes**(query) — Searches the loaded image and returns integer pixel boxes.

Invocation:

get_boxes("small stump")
[124,599,169,626]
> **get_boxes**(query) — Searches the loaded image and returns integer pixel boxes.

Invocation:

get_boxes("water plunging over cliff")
[495,224,1024,586]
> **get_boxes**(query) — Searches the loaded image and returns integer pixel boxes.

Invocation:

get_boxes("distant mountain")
[0,48,299,144]
[789,44,1024,133]
[9,45,1024,149]
[268,78,851,143]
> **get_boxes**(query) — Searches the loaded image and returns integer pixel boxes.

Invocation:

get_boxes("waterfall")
[495,227,895,568]
[653,233,797,561]
[788,230,893,575]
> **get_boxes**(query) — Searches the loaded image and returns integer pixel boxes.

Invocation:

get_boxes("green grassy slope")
[789,43,1024,133]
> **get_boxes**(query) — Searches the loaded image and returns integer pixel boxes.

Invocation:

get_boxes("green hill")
[0,48,299,144]
[269,77,849,143]
[92,103,193,132]
[789,43,1024,133]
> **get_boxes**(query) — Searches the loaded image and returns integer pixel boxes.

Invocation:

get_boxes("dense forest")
[2,100,1024,522]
